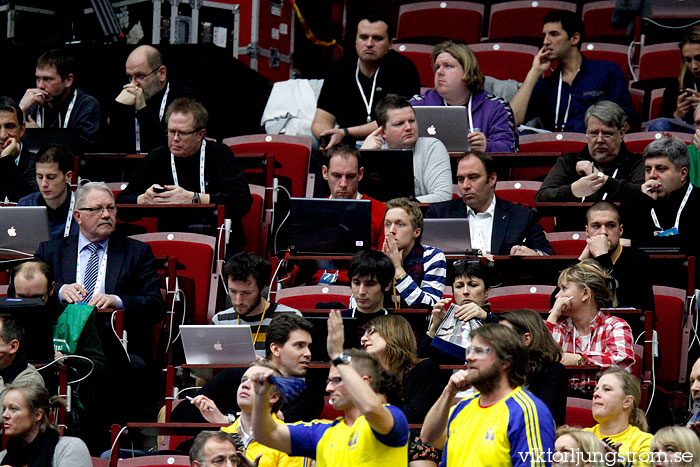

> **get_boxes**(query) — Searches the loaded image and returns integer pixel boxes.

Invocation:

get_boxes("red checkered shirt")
[546,311,635,371]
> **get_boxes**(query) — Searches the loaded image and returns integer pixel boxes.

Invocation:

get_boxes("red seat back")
[276,285,351,309]
[241,185,267,257]
[582,1,630,40]
[565,397,596,428]
[519,133,588,153]
[488,285,556,312]
[653,285,689,384]
[393,43,435,88]
[487,1,576,41]
[495,180,541,208]
[623,131,692,154]
[471,43,539,81]
[648,88,665,121]
[582,42,630,78]
[638,43,681,81]
[545,231,587,255]
[396,1,484,46]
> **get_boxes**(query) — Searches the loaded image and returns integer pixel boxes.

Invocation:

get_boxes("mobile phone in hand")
[320,134,331,148]
[153,185,166,194]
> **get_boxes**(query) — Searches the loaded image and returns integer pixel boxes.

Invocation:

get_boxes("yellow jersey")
[587,424,653,467]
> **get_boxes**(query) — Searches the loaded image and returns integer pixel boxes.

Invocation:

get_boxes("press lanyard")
[135,82,169,152]
[554,72,573,131]
[170,139,206,193]
[355,59,380,123]
[63,191,75,237]
[467,95,474,133]
[650,184,693,231]
[582,167,618,202]
[37,89,77,128]
[76,245,109,297]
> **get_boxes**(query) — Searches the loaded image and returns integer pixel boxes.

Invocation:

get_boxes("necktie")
[82,243,100,303]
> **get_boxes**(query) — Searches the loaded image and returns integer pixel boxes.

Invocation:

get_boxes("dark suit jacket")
[0,145,38,202]
[35,233,165,357]
[425,196,554,255]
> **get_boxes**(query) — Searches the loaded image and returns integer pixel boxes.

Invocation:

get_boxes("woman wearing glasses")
[361,314,443,467]
[499,309,567,426]
[0,382,91,467]
[546,260,635,370]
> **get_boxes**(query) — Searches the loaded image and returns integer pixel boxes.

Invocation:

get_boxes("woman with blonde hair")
[586,368,652,467]
[554,426,608,467]
[652,425,700,466]
[546,259,635,370]
[410,40,518,153]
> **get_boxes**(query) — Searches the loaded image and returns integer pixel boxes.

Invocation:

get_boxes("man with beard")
[687,358,700,435]
[210,252,301,356]
[421,324,555,466]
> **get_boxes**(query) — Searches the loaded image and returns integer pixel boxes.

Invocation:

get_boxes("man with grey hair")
[35,181,164,361]
[189,431,256,467]
[622,137,700,258]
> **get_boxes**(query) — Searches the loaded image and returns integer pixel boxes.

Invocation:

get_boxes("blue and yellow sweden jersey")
[441,386,555,467]
[287,404,409,467]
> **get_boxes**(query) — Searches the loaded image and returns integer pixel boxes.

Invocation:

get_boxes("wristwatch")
[192,192,201,204]
[576,354,585,366]
[332,352,352,366]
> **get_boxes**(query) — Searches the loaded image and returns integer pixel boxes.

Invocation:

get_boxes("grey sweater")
[0,435,92,467]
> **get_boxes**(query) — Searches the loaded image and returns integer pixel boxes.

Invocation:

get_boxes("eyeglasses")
[326,377,343,386]
[202,454,237,466]
[585,131,617,141]
[79,205,117,214]
[465,345,493,359]
[453,258,483,268]
[167,128,202,138]
[362,326,376,338]
[126,67,160,83]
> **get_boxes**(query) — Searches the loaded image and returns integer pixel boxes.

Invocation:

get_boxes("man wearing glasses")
[35,181,164,363]
[116,98,251,249]
[107,45,196,153]
[535,101,644,229]
[421,324,555,467]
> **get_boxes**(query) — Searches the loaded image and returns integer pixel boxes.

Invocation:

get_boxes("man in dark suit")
[425,152,553,256]
[35,181,164,360]
[0,96,37,202]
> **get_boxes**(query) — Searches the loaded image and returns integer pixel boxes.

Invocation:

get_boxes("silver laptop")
[180,325,257,365]
[0,206,50,256]
[413,106,471,152]
[422,218,471,255]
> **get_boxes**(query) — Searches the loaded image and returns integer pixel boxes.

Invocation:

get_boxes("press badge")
[654,227,679,237]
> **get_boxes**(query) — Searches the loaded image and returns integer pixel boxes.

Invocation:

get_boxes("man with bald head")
[107,45,196,153]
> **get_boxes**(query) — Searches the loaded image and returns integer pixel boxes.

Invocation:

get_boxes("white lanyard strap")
[63,191,75,238]
[170,139,206,193]
[76,245,109,297]
[601,168,618,201]
[467,95,474,133]
[650,184,693,231]
[39,89,77,128]
[555,72,573,131]
[134,82,169,152]
[355,59,380,123]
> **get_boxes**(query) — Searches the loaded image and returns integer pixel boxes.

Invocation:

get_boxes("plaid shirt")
[546,312,635,371]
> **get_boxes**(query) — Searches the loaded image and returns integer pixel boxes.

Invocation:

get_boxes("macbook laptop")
[0,298,55,362]
[421,218,471,255]
[413,106,471,152]
[359,149,415,202]
[0,206,50,257]
[180,325,257,365]
[289,198,371,255]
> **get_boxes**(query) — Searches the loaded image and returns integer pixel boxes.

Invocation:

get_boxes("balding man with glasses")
[107,45,196,153]
[117,98,252,250]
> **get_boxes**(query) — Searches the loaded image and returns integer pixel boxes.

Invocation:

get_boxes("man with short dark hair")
[0,96,37,202]
[18,144,78,239]
[172,314,323,425]
[421,323,555,466]
[426,152,554,256]
[117,98,252,248]
[343,250,394,331]
[211,252,301,355]
[361,94,452,203]
[536,101,644,203]
[622,137,700,258]
[18,49,101,147]
[0,314,45,409]
[312,13,420,150]
[250,311,410,466]
[108,45,197,153]
[510,10,635,132]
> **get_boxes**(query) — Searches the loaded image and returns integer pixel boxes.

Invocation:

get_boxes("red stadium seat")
[392,43,435,88]
[565,397,596,428]
[629,86,644,117]
[487,285,556,312]
[581,42,630,78]
[622,131,692,154]
[653,285,690,385]
[117,455,191,466]
[241,184,269,257]
[519,132,588,153]
[545,231,586,255]
[648,87,665,121]
[470,43,539,81]
[487,1,576,42]
[638,43,681,82]
[396,1,484,46]
[130,232,219,324]
[495,180,541,208]
[224,135,312,198]
[276,285,352,309]
[582,1,631,41]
